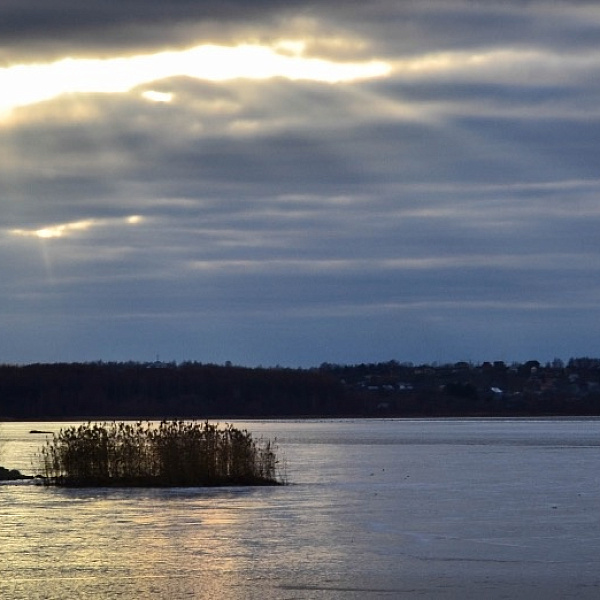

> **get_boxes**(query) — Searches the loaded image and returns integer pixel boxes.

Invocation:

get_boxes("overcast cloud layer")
[1,1,600,366]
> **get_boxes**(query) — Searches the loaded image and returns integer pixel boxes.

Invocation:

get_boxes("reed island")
[37,420,283,487]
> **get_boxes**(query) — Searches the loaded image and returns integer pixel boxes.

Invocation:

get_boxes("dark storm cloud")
[320,1,600,55]
[5,1,600,64]
[0,0,306,62]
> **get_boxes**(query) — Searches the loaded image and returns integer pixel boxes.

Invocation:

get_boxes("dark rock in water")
[0,466,33,481]
[29,430,52,434]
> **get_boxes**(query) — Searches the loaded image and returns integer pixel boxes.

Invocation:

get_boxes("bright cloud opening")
[0,43,391,116]
[10,216,143,239]
[141,90,174,103]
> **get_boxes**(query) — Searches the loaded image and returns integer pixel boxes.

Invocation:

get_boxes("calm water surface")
[2,418,600,599]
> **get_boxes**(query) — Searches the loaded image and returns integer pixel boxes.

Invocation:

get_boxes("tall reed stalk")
[38,421,283,487]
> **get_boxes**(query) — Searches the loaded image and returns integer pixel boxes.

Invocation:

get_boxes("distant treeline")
[0,362,345,419]
[1,358,600,419]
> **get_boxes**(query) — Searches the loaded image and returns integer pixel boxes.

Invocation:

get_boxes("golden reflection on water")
[0,486,272,599]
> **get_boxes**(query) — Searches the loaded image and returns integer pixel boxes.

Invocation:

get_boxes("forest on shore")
[0,358,599,420]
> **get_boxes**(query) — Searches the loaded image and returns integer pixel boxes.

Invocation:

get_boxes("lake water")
[2,418,600,599]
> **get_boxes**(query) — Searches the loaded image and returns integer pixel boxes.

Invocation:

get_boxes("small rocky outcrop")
[0,466,33,481]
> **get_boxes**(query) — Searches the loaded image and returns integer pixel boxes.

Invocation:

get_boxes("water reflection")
[4,419,600,599]
[1,478,380,599]
[0,485,284,599]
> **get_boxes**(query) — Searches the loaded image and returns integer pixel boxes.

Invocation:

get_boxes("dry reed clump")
[38,421,283,487]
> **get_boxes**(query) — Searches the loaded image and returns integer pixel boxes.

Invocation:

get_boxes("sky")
[2,1,600,367]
